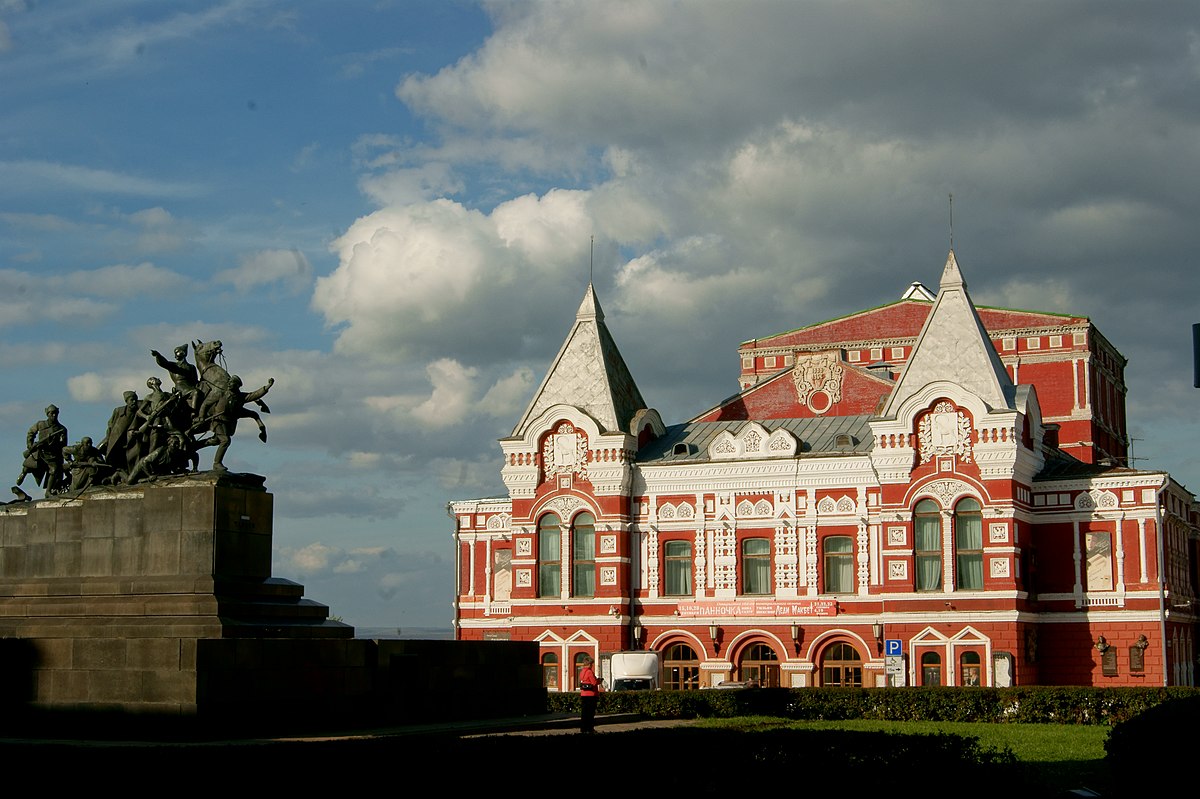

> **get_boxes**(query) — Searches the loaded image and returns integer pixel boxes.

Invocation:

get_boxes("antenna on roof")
[948,193,954,250]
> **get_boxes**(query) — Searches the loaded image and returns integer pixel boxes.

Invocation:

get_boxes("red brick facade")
[451,253,1199,689]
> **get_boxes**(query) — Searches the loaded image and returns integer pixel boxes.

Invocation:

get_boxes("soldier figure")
[17,404,69,494]
[62,436,107,492]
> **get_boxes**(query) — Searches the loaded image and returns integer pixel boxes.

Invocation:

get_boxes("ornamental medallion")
[792,352,844,414]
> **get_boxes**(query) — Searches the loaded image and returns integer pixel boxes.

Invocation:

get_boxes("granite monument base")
[0,473,367,721]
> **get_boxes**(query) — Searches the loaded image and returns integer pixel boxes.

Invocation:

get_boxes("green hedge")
[547,685,1200,725]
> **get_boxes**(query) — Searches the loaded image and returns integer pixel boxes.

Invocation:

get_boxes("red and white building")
[450,251,1199,690]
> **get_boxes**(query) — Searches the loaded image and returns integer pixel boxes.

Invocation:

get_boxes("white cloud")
[216,249,314,294]
[0,160,202,198]
[411,358,479,427]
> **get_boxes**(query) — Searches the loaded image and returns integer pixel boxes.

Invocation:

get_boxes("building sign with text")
[677,599,838,618]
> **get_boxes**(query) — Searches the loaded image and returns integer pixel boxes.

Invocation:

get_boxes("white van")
[603,650,661,690]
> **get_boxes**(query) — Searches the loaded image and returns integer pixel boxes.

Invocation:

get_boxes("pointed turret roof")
[511,284,647,437]
[881,250,1015,416]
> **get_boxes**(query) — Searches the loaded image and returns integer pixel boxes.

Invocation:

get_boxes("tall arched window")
[573,652,592,690]
[663,643,700,690]
[914,499,943,591]
[921,651,942,685]
[823,536,854,594]
[960,651,982,686]
[954,498,983,590]
[571,512,595,597]
[542,652,559,690]
[742,538,771,595]
[664,540,693,596]
[738,643,781,687]
[538,513,561,598]
[820,642,863,686]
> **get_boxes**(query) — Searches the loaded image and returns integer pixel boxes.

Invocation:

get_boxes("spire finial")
[949,193,954,250]
[589,235,594,285]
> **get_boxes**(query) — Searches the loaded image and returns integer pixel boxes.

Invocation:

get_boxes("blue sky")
[2,1,1198,629]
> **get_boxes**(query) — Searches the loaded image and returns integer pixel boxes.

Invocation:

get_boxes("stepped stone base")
[0,473,363,718]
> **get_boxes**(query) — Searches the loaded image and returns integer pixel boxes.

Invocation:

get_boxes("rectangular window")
[742,538,771,595]
[823,536,854,594]
[848,351,861,362]
[954,500,984,590]
[870,348,883,361]
[1085,532,1113,590]
[1026,337,1041,350]
[1002,337,1016,351]
[1049,335,1062,348]
[890,347,904,359]
[664,540,693,596]
[572,516,595,597]
[914,502,942,591]
[538,518,561,598]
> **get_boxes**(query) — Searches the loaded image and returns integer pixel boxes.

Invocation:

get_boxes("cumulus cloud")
[313,194,594,362]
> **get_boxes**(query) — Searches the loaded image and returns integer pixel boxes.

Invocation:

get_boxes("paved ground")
[0,712,694,747]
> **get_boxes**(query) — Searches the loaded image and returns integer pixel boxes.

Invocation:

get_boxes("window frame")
[537,513,562,598]
[823,534,855,594]
[820,642,863,687]
[921,651,943,686]
[741,537,772,595]
[959,651,982,686]
[663,539,693,597]
[954,498,984,590]
[738,642,781,687]
[571,512,596,598]
[914,499,943,591]
[663,643,700,690]
[542,652,559,691]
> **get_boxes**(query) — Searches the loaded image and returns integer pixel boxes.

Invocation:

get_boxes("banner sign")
[676,599,838,618]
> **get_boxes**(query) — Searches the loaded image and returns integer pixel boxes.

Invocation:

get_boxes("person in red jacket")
[578,655,602,734]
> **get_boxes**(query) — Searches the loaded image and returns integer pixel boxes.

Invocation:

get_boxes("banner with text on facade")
[676,599,839,618]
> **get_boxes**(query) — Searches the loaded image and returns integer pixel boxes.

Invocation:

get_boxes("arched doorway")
[820,641,863,686]
[738,642,781,687]
[662,642,700,690]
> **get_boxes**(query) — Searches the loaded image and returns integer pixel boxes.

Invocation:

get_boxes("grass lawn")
[695,716,1112,794]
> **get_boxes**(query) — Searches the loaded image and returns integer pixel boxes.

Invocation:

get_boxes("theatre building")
[449,251,1199,690]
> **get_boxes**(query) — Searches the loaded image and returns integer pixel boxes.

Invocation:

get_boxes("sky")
[2,0,1198,630]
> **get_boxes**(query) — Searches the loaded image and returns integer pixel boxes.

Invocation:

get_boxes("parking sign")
[885,639,902,657]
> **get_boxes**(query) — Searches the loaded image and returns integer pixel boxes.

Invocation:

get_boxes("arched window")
[914,499,943,591]
[742,538,771,595]
[542,652,559,691]
[960,651,982,686]
[921,651,942,686]
[823,536,854,594]
[738,643,781,687]
[538,513,561,598]
[954,498,983,590]
[571,512,595,598]
[664,540,693,596]
[820,642,863,686]
[573,652,592,690]
[663,643,700,690]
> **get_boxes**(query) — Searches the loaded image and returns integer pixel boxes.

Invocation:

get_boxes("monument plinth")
[0,473,364,719]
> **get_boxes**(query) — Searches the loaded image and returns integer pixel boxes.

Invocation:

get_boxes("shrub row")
[547,685,1200,725]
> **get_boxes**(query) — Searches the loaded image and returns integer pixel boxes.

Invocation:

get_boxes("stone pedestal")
[0,473,362,718]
